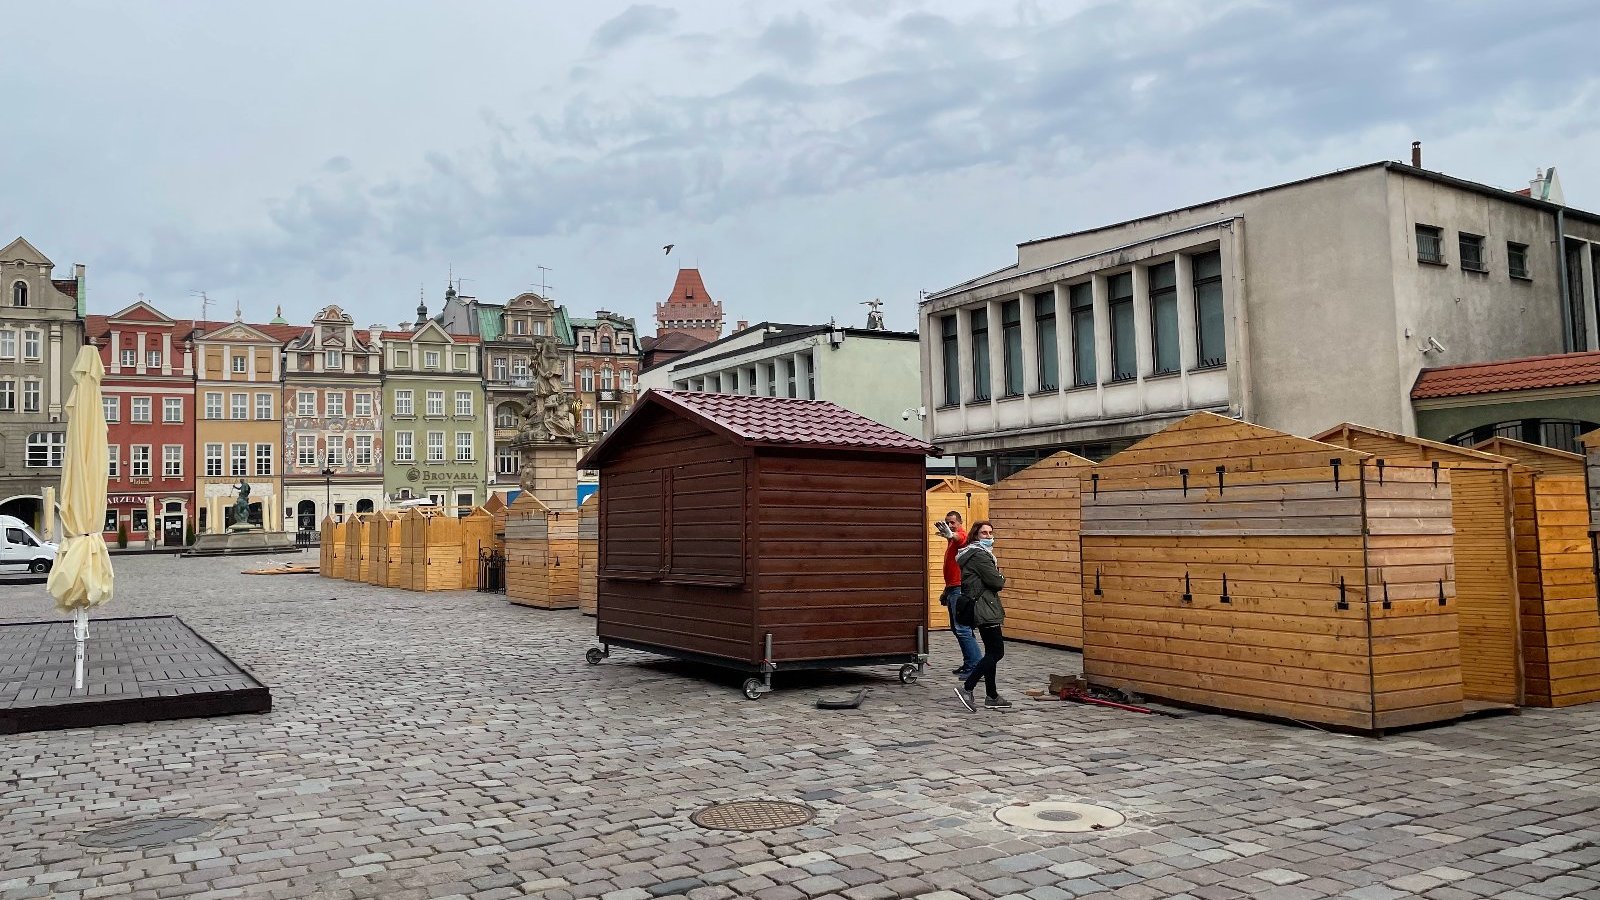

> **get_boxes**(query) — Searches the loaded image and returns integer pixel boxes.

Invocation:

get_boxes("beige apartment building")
[920,159,1600,481]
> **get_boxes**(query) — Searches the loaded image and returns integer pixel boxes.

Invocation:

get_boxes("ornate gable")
[108,299,176,326]
[1,236,51,266]
[198,322,278,344]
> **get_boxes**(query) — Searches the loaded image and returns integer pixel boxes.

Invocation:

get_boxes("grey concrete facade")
[0,237,84,529]
[920,163,1600,464]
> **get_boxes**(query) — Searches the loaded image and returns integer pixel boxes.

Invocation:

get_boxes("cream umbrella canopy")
[46,345,114,691]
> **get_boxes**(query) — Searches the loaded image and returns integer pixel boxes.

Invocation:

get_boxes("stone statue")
[231,479,252,528]
[863,298,886,331]
[515,337,579,443]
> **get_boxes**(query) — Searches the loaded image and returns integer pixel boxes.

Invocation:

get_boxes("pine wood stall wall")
[344,513,370,583]
[319,516,346,580]
[400,508,464,592]
[375,511,406,589]
[579,493,599,616]
[1473,438,1600,707]
[1583,429,1600,535]
[459,507,496,590]
[1314,424,1522,705]
[924,476,989,629]
[1080,413,1465,732]
[986,452,1095,648]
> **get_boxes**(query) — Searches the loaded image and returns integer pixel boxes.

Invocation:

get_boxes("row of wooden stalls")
[933,412,1600,731]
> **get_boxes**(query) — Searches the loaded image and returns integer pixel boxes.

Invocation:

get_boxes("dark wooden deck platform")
[0,615,270,734]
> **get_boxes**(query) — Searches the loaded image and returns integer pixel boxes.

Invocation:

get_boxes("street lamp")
[321,467,335,527]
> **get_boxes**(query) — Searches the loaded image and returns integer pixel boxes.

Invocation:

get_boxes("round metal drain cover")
[80,817,215,848]
[995,801,1123,833]
[691,800,814,832]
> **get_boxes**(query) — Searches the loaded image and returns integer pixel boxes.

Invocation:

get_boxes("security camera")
[1422,336,1446,354]
[901,410,911,421]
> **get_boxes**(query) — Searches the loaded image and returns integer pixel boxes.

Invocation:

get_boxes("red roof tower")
[655,268,723,342]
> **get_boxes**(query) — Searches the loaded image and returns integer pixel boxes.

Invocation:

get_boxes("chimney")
[735,320,749,332]
[1411,141,1422,168]
[1530,168,1547,200]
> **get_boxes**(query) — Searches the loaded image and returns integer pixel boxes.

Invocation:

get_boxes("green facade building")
[378,319,486,513]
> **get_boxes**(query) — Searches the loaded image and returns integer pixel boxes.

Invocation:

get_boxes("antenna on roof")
[190,290,213,321]
[537,265,553,299]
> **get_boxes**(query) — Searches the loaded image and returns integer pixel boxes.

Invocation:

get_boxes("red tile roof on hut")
[1411,351,1600,399]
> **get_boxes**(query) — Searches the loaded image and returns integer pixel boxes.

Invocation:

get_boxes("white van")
[0,515,57,574]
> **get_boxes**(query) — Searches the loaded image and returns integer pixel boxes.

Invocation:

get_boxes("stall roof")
[579,389,936,468]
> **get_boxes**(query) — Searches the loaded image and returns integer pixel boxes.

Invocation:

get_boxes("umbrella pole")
[74,608,89,691]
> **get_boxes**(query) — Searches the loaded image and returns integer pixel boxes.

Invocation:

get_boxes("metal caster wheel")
[898,664,920,685]
[585,647,605,666]
[742,678,765,700]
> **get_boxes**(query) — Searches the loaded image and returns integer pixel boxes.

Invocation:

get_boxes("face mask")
[977,538,994,548]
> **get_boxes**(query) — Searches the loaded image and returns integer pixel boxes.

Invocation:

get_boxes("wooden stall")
[1585,428,1600,599]
[319,515,346,580]
[366,510,402,588]
[344,513,371,583]
[578,390,934,698]
[579,493,599,616]
[1081,412,1466,732]
[924,476,989,629]
[504,492,580,609]
[399,507,465,592]
[1471,437,1600,707]
[1314,424,1522,705]
[459,506,496,591]
[985,452,1096,649]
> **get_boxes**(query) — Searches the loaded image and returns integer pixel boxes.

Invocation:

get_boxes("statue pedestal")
[504,439,584,609]
[186,529,295,557]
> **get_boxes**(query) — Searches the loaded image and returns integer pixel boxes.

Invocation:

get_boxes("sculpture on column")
[862,298,886,331]
[229,479,255,530]
[515,337,579,444]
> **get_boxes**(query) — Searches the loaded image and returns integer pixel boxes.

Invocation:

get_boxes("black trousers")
[962,625,1005,698]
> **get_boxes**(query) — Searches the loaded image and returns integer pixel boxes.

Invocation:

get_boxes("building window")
[427,431,445,462]
[492,357,508,381]
[0,378,12,412]
[1000,299,1023,397]
[1507,241,1530,280]
[600,337,612,353]
[163,397,182,422]
[455,391,472,416]
[426,390,445,417]
[131,445,152,478]
[620,369,633,391]
[620,336,630,353]
[231,393,248,420]
[938,315,960,405]
[424,350,440,368]
[205,443,223,476]
[395,350,410,368]
[257,392,274,419]
[766,363,777,396]
[355,435,373,467]
[582,408,596,434]
[325,349,343,369]
[455,432,474,461]
[326,392,345,418]
[251,443,272,476]
[232,353,247,373]
[1068,282,1096,387]
[147,350,162,368]
[23,330,41,360]
[1108,273,1136,382]
[108,445,119,479]
[601,368,614,390]
[0,330,13,359]
[230,443,248,476]
[297,434,316,466]
[784,358,797,398]
[132,397,152,422]
[497,447,519,474]
[354,393,372,417]
[394,431,414,462]
[496,405,516,428]
[297,391,316,416]
[512,357,529,378]
[534,321,546,336]
[803,352,815,398]
[26,432,65,468]
[23,378,40,413]
[11,281,26,307]
[163,445,183,478]
[513,319,526,335]
[120,349,137,367]
[326,441,345,467]
[1033,292,1059,391]
[581,336,591,351]
[394,390,414,416]
[969,308,991,401]
[205,392,222,419]
[600,408,616,431]
[103,395,119,422]
[1416,224,1445,265]
[1459,233,1487,272]
[1149,262,1179,375]
[1193,250,1226,367]
[581,368,594,391]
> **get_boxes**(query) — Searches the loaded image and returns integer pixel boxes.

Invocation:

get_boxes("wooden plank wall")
[319,517,345,580]
[755,451,926,663]
[986,452,1093,648]
[1584,432,1600,535]
[365,513,394,586]
[1362,463,1466,728]
[343,514,369,583]
[458,508,495,591]
[924,478,989,629]
[1527,474,1600,706]
[579,494,599,616]
[1080,412,1463,731]
[380,512,405,589]
[420,512,463,591]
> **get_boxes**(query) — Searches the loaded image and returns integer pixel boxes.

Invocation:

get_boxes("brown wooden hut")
[344,513,371,583]
[319,515,346,580]
[579,493,599,616]
[459,506,496,591]
[986,451,1096,649]
[1472,437,1600,706]
[577,390,935,698]
[1314,424,1522,705]
[1081,412,1465,732]
[924,476,988,629]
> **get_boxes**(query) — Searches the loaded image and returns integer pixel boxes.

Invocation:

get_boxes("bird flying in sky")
[663,244,675,255]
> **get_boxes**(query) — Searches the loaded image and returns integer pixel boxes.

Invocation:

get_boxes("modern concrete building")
[377,321,485,512]
[0,237,84,531]
[281,305,384,530]
[920,158,1600,481]
[639,321,922,437]
[193,318,297,533]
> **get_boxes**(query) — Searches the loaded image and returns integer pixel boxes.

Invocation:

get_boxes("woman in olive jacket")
[954,520,1011,711]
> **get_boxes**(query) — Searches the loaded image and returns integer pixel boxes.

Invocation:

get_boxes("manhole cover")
[691,800,814,832]
[80,817,215,848]
[995,801,1124,833]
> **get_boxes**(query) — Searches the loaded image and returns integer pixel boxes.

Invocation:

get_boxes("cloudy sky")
[5,0,1598,333]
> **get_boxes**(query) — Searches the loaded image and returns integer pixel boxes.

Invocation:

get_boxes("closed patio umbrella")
[46,346,114,691]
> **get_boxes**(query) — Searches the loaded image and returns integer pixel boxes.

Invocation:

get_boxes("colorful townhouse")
[282,305,384,529]
[378,316,485,513]
[570,310,639,438]
[193,316,300,533]
[85,301,198,546]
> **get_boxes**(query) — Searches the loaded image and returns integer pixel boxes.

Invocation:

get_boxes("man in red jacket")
[937,511,982,677]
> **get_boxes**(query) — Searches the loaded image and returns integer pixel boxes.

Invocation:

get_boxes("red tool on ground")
[1058,687,1183,718]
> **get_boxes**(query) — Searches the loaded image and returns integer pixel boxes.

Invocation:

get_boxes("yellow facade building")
[193,320,296,534]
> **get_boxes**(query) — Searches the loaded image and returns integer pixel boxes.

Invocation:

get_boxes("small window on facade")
[232,353,247,373]
[148,350,162,368]
[1192,250,1226,367]
[1416,225,1445,265]
[326,350,343,368]
[1107,273,1136,382]
[970,308,991,401]
[513,319,526,335]
[120,349,136,367]
[1069,282,1096,387]
[104,396,120,422]
[1507,242,1530,279]
[1149,262,1179,375]
[11,281,27,307]
[1000,300,1023,397]
[534,321,546,336]
[600,337,612,353]
[1033,292,1058,392]
[940,315,960,405]
[1459,233,1487,272]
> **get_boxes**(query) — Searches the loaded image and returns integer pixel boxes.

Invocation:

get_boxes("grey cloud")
[759,13,823,68]
[589,4,678,53]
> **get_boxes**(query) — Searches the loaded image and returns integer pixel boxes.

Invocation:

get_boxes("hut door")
[1451,469,1522,704]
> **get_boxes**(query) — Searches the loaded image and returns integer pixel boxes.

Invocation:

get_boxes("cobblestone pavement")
[4,554,1600,900]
